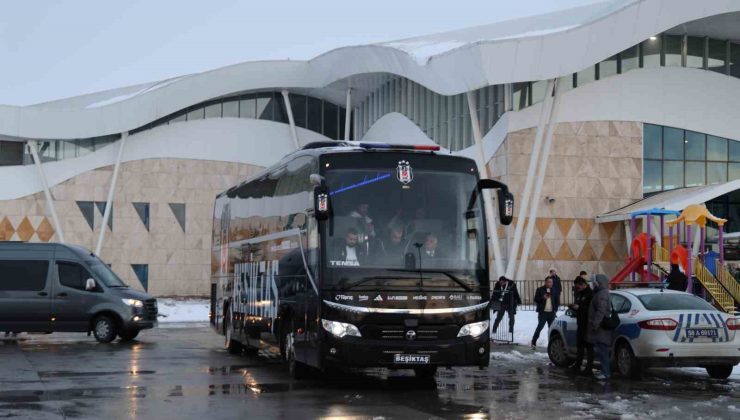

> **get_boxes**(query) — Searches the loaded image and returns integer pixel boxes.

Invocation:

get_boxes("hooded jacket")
[586,274,612,346]
[666,264,687,291]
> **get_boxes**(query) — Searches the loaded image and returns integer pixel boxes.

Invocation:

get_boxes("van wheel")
[284,322,310,380]
[119,329,140,342]
[92,315,117,343]
[547,333,572,367]
[706,365,733,379]
[616,341,641,379]
[224,311,243,355]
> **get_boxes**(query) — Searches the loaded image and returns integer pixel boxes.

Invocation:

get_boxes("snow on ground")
[506,309,566,347]
[157,298,209,323]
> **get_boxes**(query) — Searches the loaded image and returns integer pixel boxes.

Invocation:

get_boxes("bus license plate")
[394,354,430,364]
[686,328,718,338]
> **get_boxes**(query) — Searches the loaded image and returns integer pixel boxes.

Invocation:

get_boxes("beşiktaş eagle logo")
[397,160,413,184]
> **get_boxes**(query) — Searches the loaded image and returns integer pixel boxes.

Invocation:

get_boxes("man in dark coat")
[531,277,559,348]
[548,267,562,300]
[587,274,612,381]
[490,276,521,334]
[666,264,687,291]
[569,276,594,374]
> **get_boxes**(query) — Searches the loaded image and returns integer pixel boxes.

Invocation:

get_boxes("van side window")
[58,262,93,291]
[0,260,49,291]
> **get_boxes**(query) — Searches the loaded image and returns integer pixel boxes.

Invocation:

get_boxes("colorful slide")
[610,233,661,284]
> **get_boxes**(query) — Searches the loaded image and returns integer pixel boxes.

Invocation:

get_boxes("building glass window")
[708,162,728,184]
[642,37,662,67]
[239,95,256,119]
[186,107,204,121]
[323,102,338,139]
[222,100,239,118]
[730,140,740,161]
[662,161,683,190]
[731,43,740,78]
[686,36,705,68]
[685,131,705,160]
[643,160,662,193]
[663,35,682,67]
[170,113,186,124]
[256,94,272,120]
[0,141,24,166]
[621,45,639,73]
[307,97,322,133]
[512,82,530,111]
[205,103,222,119]
[600,55,618,78]
[685,161,705,187]
[290,94,307,128]
[662,127,683,160]
[707,135,728,161]
[575,66,596,86]
[730,162,740,181]
[707,39,726,73]
[273,93,289,124]
[644,124,662,159]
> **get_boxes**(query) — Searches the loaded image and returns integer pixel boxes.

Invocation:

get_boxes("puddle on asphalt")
[38,370,156,378]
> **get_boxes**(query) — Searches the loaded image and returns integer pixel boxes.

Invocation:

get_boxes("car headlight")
[121,298,144,308]
[321,319,361,338]
[457,321,489,338]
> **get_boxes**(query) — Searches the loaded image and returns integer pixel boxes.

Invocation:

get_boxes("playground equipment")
[610,205,739,313]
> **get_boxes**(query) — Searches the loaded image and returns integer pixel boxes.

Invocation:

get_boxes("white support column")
[28,141,65,244]
[466,91,504,279]
[344,88,352,141]
[95,132,127,255]
[515,79,562,281]
[505,79,555,279]
[281,90,300,150]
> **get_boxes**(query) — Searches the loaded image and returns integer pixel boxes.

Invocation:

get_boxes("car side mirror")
[85,278,97,291]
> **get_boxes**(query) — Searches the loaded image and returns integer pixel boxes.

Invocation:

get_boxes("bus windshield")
[325,166,486,273]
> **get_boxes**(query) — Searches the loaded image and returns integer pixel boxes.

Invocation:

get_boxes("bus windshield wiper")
[387,269,474,292]
[341,276,426,291]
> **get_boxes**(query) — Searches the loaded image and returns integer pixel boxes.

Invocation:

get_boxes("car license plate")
[685,328,718,338]
[393,354,430,364]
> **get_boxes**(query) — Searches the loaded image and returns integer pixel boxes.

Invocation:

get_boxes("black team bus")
[210,141,513,379]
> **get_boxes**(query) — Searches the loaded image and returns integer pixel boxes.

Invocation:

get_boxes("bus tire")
[224,311,242,355]
[284,322,310,380]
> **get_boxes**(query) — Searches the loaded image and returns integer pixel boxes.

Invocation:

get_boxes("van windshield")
[88,261,127,287]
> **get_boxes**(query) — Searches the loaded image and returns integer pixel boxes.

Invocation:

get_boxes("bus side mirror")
[476,179,514,226]
[314,185,331,221]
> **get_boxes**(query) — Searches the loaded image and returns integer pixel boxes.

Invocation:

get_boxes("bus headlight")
[457,321,489,338]
[321,319,361,338]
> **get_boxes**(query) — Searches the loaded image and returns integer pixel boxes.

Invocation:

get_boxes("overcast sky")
[0,0,608,106]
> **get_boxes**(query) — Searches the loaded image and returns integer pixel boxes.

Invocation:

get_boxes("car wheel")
[616,341,641,379]
[92,315,118,343]
[547,333,572,367]
[224,310,243,355]
[119,329,140,342]
[706,365,733,379]
[413,366,438,380]
[284,322,310,380]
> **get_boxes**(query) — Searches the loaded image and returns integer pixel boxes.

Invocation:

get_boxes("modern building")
[3,0,740,295]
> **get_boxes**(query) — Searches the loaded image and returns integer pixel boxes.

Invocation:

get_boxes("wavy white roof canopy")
[2,0,740,140]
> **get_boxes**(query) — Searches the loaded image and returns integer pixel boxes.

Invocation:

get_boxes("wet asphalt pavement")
[0,324,738,419]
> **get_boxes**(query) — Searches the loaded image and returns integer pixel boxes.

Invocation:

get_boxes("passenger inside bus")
[332,228,368,266]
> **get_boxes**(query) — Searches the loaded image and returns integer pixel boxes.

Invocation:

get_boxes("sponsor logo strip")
[323,300,488,315]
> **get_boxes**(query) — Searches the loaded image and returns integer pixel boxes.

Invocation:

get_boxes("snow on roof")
[597,179,740,223]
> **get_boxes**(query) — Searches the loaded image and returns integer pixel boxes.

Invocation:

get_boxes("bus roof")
[216,141,471,199]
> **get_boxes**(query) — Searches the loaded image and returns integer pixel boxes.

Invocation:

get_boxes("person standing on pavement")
[569,276,594,375]
[587,274,612,381]
[548,267,562,301]
[490,276,522,334]
[531,277,559,348]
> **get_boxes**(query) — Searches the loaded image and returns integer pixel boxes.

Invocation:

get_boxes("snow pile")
[499,309,566,347]
[157,298,209,323]
[490,350,549,362]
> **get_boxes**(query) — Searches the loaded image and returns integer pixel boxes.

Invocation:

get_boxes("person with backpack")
[587,274,617,380]
[490,276,521,334]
